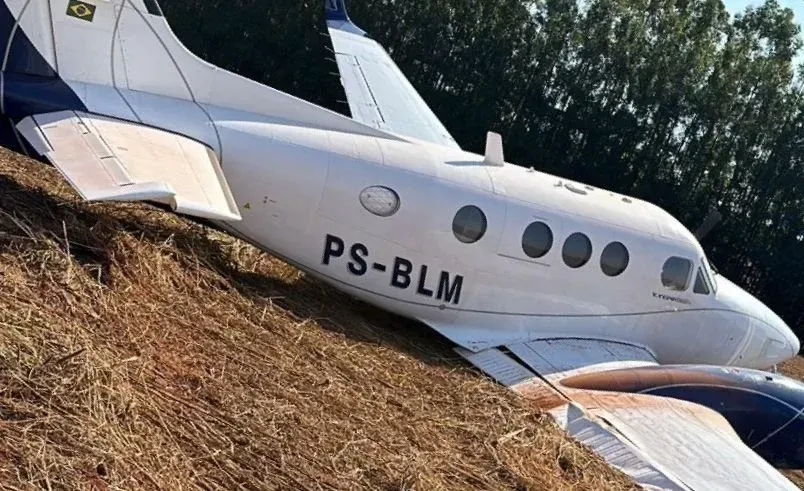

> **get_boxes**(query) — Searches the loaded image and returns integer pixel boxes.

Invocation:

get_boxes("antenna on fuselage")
[483,132,505,167]
[694,209,723,241]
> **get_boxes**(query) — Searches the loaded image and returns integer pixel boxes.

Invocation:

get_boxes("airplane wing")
[456,339,798,490]
[16,111,241,221]
[325,0,460,149]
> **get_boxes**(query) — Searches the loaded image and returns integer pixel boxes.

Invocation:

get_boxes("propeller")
[694,209,723,241]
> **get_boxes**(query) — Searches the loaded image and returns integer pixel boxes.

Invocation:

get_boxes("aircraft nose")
[757,300,799,360]
[789,331,800,358]
[780,317,800,359]
[717,276,799,365]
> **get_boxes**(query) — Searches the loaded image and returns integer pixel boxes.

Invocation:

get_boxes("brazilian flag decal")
[66,0,96,22]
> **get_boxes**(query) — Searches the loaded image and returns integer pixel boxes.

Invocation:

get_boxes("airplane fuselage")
[3,71,792,369]
[0,0,794,371]
[203,115,796,370]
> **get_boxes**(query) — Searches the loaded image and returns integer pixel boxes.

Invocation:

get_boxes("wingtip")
[325,0,366,36]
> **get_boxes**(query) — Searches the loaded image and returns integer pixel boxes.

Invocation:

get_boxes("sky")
[723,0,803,22]
[723,0,804,65]
[723,0,804,40]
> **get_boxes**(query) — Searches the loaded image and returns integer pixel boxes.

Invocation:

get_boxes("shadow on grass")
[0,171,461,368]
[0,174,114,284]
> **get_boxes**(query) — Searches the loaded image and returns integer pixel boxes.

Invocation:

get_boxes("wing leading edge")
[325,0,460,149]
[455,338,798,490]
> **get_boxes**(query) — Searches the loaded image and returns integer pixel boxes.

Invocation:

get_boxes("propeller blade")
[695,210,723,241]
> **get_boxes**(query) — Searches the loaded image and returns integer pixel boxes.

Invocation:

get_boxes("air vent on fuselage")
[564,182,587,195]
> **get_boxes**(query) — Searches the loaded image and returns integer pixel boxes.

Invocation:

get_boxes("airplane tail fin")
[0,0,204,118]
[0,0,393,157]
[0,1,247,221]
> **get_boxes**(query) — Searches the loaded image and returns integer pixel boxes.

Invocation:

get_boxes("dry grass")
[0,148,638,490]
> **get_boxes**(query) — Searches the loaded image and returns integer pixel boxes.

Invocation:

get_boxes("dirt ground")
[0,147,799,490]
[0,149,638,490]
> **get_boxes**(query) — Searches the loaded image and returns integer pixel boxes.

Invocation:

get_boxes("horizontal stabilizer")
[17,111,241,221]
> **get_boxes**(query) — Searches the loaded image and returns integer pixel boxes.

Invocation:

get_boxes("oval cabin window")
[452,205,487,244]
[522,222,553,258]
[562,233,592,268]
[600,242,629,277]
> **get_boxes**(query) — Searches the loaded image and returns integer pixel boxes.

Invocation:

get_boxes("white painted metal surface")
[506,339,657,378]
[552,404,687,490]
[17,111,240,221]
[483,132,505,167]
[591,400,799,491]
[327,26,460,149]
[454,347,537,387]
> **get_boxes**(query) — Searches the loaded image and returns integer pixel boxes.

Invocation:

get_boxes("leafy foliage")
[161,0,804,338]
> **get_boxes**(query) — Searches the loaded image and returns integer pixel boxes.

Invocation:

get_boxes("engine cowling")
[561,365,804,468]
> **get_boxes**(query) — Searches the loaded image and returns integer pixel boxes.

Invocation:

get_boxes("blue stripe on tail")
[324,0,366,35]
[0,2,85,157]
[324,0,350,22]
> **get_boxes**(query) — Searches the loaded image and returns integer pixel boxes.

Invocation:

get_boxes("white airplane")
[1,0,802,488]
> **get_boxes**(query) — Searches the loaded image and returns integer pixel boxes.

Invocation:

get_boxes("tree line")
[162,0,804,340]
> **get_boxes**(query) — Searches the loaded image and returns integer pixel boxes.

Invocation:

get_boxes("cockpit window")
[661,257,692,291]
[693,268,711,295]
[702,257,718,293]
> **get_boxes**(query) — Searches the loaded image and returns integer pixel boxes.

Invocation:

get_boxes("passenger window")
[563,233,592,268]
[600,242,629,277]
[662,257,692,291]
[452,205,487,244]
[694,268,711,295]
[522,222,553,258]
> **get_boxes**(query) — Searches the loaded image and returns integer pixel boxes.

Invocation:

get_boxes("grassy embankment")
[0,149,635,489]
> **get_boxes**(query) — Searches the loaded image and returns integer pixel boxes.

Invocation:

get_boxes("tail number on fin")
[322,234,464,305]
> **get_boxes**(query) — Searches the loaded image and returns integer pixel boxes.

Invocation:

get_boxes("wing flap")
[573,397,799,490]
[507,339,657,380]
[554,403,686,490]
[17,111,241,221]
[454,346,537,387]
[456,338,798,490]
